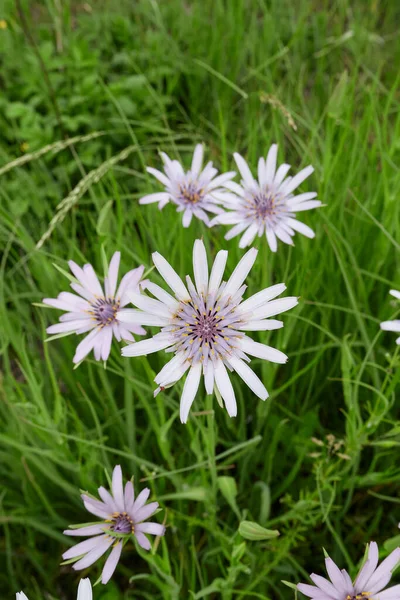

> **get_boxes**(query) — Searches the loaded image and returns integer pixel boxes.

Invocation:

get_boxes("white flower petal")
[152,252,190,301]
[146,166,171,187]
[273,163,291,187]
[111,466,124,513]
[72,536,114,571]
[389,289,400,300]
[180,363,202,423]
[238,319,283,331]
[117,309,168,327]
[208,250,228,294]
[77,578,93,600]
[233,153,256,188]
[240,337,288,364]
[101,542,122,585]
[380,320,400,333]
[251,296,298,320]
[239,223,259,248]
[280,165,314,195]
[127,291,172,319]
[222,248,258,299]
[214,360,237,417]
[266,229,278,252]
[182,209,193,227]
[139,192,170,205]
[228,356,268,400]
[191,144,204,178]
[238,283,286,314]
[286,217,315,238]
[122,336,173,357]
[105,252,121,298]
[193,239,209,296]
[264,144,278,184]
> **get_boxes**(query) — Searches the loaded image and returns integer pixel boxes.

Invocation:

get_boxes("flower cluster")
[31,142,400,596]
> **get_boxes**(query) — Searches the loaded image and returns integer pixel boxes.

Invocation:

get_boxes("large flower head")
[211,144,321,251]
[63,466,165,585]
[17,579,92,600]
[118,239,298,423]
[298,542,400,600]
[380,289,400,345]
[139,144,236,227]
[43,252,146,363]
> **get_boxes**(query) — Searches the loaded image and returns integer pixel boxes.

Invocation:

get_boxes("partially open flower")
[17,578,92,600]
[380,289,400,345]
[298,542,400,600]
[62,466,165,584]
[43,252,146,363]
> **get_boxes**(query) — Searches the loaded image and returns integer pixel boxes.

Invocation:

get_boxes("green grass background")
[1,0,400,598]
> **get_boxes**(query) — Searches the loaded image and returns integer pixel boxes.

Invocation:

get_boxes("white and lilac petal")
[72,536,114,571]
[73,329,101,364]
[182,210,193,227]
[239,223,259,248]
[240,337,288,364]
[100,327,113,361]
[111,466,125,513]
[77,579,92,600]
[132,488,150,513]
[238,283,287,314]
[101,541,123,584]
[191,144,204,178]
[389,289,400,300]
[121,335,174,357]
[193,239,209,296]
[223,248,258,300]
[145,282,180,311]
[225,222,249,240]
[64,525,109,537]
[380,320,400,333]
[238,319,283,331]
[214,360,237,417]
[146,166,171,187]
[228,356,268,400]
[105,252,121,298]
[264,144,278,183]
[280,165,314,195]
[208,250,228,294]
[266,229,278,252]
[152,252,190,301]
[135,522,165,536]
[139,192,170,205]
[117,309,168,327]
[135,531,151,551]
[291,200,322,212]
[134,501,159,523]
[286,217,315,238]
[180,362,202,423]
[63,535,106,560]
[233,153,256,188]
[251,296,299,320]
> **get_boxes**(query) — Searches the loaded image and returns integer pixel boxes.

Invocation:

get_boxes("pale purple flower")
[63,465,165,585]
[380,289,400,345]
[17,578,92,600]
[139,144,236,227]
[298,542,400,600]
[118,239,298,423]
[43,252,146,363]
[210,144,321,251]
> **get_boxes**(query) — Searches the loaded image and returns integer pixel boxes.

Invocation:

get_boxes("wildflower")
[298,542,400,600]
[118,239,298,422]
[17,578,92,600]
[210,144,321,251]
[139,144,236,227]
[63,466,165,584]
[380,289,400,345]
[43,252,146,363]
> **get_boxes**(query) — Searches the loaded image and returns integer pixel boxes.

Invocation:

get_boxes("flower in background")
[17,578,92,600]
[380,289,400,345]
[210,144,321,251]
[43,252,146,364]
[298,542,400,600]
[118,239,298,423]
[139,144,236,227]
[63,466,165,585]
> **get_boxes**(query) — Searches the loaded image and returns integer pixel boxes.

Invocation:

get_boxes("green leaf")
[238,520,280,541]
[218,476,240,517]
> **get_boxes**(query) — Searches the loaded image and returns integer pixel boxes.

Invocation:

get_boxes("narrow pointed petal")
[214,360,237,417]
[193,239,209,296]
[233,153,256,187]
[152,252,190,301]
[223,248,258,299]
[180,363,202,423]
[228,356,268,400]
[101,541,122,584]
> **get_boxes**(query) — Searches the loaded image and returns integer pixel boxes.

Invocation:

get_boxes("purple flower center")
[91,298,119,326]
[178,182,204,205]
[252,191,276,219]
[111,511,134,534]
